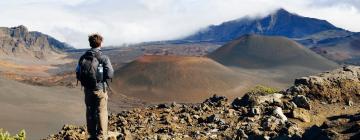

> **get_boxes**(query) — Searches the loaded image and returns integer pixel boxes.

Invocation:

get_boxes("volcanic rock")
[292,108,311,122]
[45,66,360,140]
[288,65,360,103]
[293,95,311,110]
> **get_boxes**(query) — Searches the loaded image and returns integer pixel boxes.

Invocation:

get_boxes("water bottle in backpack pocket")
[96,64,104,82]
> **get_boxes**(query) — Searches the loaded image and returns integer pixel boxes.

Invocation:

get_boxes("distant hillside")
[208,34,338,70]
[295,30,354,47]
[182,9,343,43]
[111,55,241,102]
[306,32,360,65]
[0,25,73,59]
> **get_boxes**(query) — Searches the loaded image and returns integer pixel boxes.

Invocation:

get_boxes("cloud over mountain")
[0,0,359,48]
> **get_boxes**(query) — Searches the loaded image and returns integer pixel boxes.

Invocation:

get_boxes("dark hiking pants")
[84,88,108,140]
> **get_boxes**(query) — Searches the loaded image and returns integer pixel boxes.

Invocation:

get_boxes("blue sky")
[0,0,359,48]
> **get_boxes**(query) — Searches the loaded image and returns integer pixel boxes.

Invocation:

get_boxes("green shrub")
[0,129,26,140]
[248,85,278,94]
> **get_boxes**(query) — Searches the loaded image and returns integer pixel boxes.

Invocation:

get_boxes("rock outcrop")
[45,66,360,140]
[288,65,360,103]
[0,25,73,59]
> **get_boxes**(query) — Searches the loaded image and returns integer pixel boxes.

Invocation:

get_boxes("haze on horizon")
[0,0,359,48]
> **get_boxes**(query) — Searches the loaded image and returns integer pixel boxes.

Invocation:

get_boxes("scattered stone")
[236,129,248,139]
[232,93,284,108]
[157,134,171,140]
[292,108,311,122]
[157,104,170,109]
[293,95,311,110]
[249,106,262,116]
[207,114,221,123]
[231,97,244,109]
[201,104,211,111]
[193,115,200,120]
[294,77,310,86]
[156,127,173,134]
[225,108,235,118]
[118,116,128,126]
[262,116,284,131]
[283,101,297,111]
[170,102,179,108]
[108,131,120,140]
[273,107,287,122]
[184,113,192,124]
[258,93,283,105]
[347,100,353,106]
[343,65,353,72]
[45,66,360,140]
[209,134,217,139]
[46,125,87,140]
[287,124,304,137]
[123,129,133,140]
[203,94,228,107]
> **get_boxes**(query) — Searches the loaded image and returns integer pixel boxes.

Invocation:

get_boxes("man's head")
[88,33,103,48]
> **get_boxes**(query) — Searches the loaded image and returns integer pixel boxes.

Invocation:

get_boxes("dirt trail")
[0,78,85,139]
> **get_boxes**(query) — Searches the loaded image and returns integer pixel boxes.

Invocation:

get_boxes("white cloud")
[0,0,359,48]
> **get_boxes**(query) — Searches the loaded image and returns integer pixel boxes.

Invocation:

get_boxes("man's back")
[78,48,114,90]
[76,33,113,140]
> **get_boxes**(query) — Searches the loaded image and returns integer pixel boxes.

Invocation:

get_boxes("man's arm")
[103,56,114,79]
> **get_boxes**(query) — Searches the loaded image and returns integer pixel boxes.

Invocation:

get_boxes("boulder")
[293,95,311,110]
[261,116,284,131]
[207,114,221,123]
[289,66,360,103]
[232,93,283,108]
[203,94,228,107]
[294,77,310,86]
[287,124,304,138]
[231,97,244,109]
[273,107,287,122]
[157,104,170,109]
[249,106,262,116]
[292,108,311,122]
[255,93,283,106]
[236,129,248,139]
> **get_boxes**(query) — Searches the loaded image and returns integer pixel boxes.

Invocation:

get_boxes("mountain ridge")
[181,8,345,43]
[0,25,73,59]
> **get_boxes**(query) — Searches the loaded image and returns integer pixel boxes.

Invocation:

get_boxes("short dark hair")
[88,33,103,48]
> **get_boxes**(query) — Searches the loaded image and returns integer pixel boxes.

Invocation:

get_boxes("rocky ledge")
[45,66,360,140]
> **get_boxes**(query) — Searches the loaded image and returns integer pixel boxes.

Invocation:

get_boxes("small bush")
[0,129,26,140]
[248,85,278,94]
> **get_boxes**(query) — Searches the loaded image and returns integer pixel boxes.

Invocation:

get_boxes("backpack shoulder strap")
[93,50,103,64]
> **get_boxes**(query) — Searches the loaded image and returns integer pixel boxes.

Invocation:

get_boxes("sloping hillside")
[0,25,73,59]
[111,55,241,102]
[0,77,85,140]
[208,34,338,70]
[309,32,360,65]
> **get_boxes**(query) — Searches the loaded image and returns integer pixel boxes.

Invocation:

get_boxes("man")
[76,33,114,140]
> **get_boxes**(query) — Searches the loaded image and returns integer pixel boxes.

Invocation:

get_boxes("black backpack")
[76,50,104,89]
